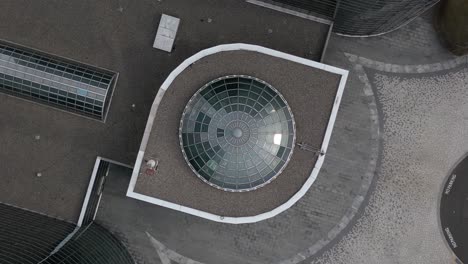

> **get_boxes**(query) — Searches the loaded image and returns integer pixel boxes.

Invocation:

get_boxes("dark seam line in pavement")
[281,53,382,264]
[299,56,383,264]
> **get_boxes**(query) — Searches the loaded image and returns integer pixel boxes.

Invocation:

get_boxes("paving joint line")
[278,53,381,264]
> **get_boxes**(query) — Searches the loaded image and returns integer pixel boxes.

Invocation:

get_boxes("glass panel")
[180,76,295,192]
[0,41,117,120]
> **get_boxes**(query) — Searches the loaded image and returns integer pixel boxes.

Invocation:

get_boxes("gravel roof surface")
[134,50,341,217]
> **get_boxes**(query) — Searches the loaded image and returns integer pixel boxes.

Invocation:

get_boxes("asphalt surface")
[0,0,328,222]
[312,22,468,262]
[441,155,468,263]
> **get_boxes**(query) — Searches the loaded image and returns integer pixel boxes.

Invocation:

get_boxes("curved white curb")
[126,43,348,224]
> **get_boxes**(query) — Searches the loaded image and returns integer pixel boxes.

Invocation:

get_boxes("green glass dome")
[179,76,295,192]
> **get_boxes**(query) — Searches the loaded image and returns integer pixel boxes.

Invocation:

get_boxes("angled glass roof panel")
[0,41,117,121]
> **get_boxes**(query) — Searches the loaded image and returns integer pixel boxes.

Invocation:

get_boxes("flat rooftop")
[0,0,328,222]
[130,47,343,219]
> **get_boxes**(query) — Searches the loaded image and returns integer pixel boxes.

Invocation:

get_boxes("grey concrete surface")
[134,50,341,217]
[308,7,468,260]
[0,0,328,222]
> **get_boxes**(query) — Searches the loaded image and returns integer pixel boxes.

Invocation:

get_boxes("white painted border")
[126,43,348,224]
[77,157,101,226]
[100,156,134,169]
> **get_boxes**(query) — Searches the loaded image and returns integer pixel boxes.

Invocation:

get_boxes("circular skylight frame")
[179,75,296,192]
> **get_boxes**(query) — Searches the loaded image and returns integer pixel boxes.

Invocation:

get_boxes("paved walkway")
[310,6,468,263]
